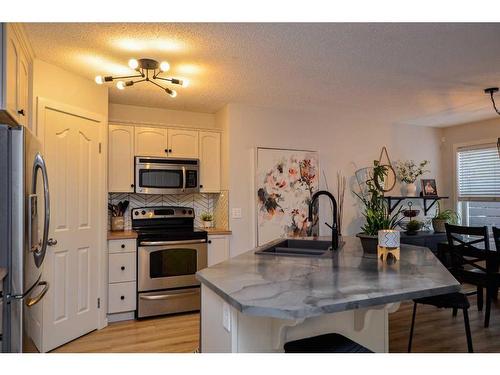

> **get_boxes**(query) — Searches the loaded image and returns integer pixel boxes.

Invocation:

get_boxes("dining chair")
[445,224,494,328]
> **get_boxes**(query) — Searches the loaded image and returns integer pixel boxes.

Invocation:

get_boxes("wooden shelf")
[384,196,449,215]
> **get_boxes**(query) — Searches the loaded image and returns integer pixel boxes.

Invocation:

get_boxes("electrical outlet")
[222,302,231,332]
[232,208,242,219]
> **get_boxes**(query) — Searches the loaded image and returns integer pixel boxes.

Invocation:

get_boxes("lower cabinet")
[108,239,137,317]
[207,235,230,267]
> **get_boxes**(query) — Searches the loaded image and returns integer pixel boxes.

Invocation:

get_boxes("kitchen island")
[196,236,460,352]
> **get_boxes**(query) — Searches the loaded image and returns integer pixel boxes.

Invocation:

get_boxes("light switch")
[232,208,242,219]
[222,302,231,332]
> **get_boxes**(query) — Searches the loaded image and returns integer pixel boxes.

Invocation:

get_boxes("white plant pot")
[402,182,417,197]
[203,221,213,229]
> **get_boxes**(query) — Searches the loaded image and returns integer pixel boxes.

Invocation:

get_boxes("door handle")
[47,238,57,246]
[26,281,49,307]
[182,166,186,192]
[31,153,50,268]
[139,239,207,246]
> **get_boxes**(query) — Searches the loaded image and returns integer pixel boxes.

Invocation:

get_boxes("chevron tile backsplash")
[109,191,229,230]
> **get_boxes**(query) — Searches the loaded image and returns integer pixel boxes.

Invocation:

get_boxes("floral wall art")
[256,147,319,246]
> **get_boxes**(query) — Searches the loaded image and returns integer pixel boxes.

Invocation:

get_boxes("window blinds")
[457,143,500,201]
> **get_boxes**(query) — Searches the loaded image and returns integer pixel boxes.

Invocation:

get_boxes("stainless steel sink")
[255,239,334,257]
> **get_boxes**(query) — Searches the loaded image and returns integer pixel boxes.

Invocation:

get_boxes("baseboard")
[107,311,136,323]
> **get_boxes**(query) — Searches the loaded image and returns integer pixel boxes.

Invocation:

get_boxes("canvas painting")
[256,147,320,246]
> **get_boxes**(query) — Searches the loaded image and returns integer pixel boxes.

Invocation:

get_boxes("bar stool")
[284,333,373,353]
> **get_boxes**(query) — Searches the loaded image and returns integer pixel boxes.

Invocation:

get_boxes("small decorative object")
[95,58,189,98]
[405,219,423,235]
[256,147,319,246]
[396,160,430,197]
[378,229,401,264]
[432,202,459,233]
[402,201,419,218]
[354,160,404,256]
[375,146,396,192]
[421,178,438,197]
[201,212,214,229]
[108,200,129,232]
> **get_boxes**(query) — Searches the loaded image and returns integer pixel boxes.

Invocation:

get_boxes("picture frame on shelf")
[421,179,438,197]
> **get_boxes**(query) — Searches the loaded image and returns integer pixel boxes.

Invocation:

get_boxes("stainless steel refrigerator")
[1,125,51,353]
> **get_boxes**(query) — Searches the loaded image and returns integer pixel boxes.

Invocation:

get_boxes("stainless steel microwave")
[135,156,200,194]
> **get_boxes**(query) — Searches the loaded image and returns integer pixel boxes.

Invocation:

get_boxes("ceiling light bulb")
[170,89,177,98]
[128,59,139,70]
[181,79,190,88]
[95,75,104,85]
[160,61,170,72]
[116,81,126,90]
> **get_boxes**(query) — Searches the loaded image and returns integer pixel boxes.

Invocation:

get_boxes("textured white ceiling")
[24,23,500,127]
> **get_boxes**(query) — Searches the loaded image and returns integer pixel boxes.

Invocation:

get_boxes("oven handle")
[139,291,199,301]
[139,239,207,246]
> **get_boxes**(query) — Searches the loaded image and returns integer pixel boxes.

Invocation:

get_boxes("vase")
[111,216,124,231]
[402,182,417,197]
[203,220,213,229]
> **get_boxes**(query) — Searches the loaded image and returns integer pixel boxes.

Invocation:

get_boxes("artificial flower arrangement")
[395,160,430,183]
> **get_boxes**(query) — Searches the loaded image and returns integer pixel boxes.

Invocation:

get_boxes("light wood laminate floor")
[53,295,500,353]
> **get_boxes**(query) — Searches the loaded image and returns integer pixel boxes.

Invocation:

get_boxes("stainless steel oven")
[135,156,199,194]
[132,206,208,318]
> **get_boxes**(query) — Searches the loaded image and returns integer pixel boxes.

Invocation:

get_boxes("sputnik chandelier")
[94,58,189,98]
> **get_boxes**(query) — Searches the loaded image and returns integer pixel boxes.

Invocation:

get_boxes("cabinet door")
[109,125,135,192]
[207,236,230,267]
[199,131,221,192]
[5,27,19,122]
[17,49,29,128]
[135,126,168,157]
[167,128,199,158]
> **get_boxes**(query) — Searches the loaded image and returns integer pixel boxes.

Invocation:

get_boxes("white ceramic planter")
[378,230,400,249]
[402,182,417,197]
[203,220,213,229]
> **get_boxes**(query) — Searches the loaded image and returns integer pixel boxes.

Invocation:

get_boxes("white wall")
[109,103,216,129]
[222,103,443,257]
[32,59,108,129]
[440,117,499,207]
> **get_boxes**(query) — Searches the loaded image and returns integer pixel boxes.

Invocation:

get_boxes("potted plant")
[405,219,423,235]
[201,212,214,229]
[432,202,459,233]
[395,160,430,197]
[355,161,404,255]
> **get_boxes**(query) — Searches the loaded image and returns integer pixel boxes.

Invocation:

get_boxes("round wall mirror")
[374,164,396,192]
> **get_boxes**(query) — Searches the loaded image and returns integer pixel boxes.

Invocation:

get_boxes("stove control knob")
[188,210,193,215]
[141,210,146,215]
[182,209,187,215]
[134,211,139,216]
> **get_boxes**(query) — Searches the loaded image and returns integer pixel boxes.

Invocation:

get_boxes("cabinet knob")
[120,296,125,300]
[164,149,169,153]
[121,244,125,249]
[200,184,204,188]
[17,109,25,116]
[131,184,135,188]
[208,240,212,244]
[168,149,172,153]
[121,266,125,271]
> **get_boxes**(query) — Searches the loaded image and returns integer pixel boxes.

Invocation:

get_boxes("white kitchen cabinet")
[134,126,168,157]
[0,24,33,128]
[108,239,137,315]
[167,128,199,158]
[108,124,135,192]
[199,131,221,192]
[207,235,230,267]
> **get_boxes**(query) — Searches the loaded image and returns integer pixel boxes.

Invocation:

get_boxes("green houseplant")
[432,202,459,233]
[405,219,423,235]
[355,161,404,255]
[201,212,214,229]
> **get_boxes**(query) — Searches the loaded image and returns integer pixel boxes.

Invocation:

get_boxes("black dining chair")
[445,224,494,328]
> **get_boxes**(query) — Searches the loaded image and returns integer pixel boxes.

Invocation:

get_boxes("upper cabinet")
[135,126,168,157]
[199,131,221,192]
[109,125,135,192]
[109,124,222,193]
[0,24,33,128]
[168,129,198,158]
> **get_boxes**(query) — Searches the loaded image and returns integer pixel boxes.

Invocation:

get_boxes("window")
[456,142,500,234]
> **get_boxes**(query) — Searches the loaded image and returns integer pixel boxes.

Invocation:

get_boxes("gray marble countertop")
[196,236,460,320]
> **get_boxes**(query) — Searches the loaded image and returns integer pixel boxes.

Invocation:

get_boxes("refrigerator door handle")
[31,153,50,268]
[26,281,49,307]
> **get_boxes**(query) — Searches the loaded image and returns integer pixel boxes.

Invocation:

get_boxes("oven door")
[138,239,207,292]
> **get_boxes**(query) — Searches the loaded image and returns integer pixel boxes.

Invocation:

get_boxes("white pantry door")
[38,104,101,352]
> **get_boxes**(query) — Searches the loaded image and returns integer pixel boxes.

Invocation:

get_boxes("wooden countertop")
[107,230,138,240]
[201,228,232,235]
